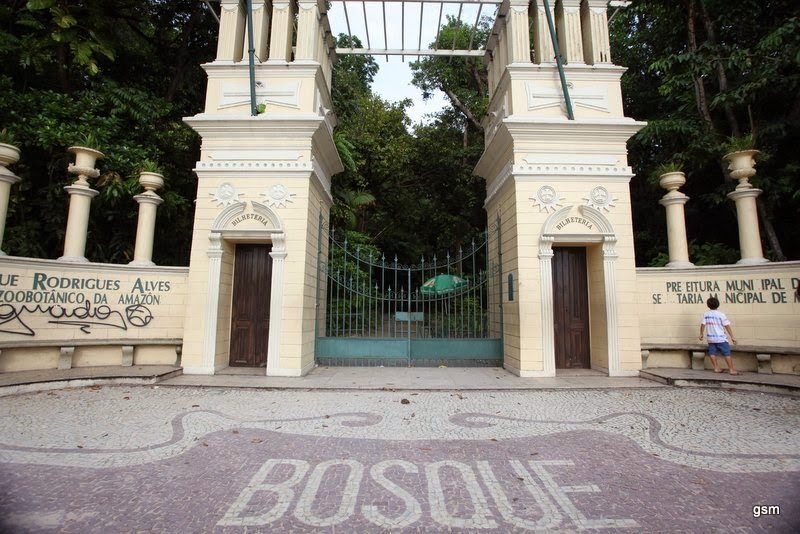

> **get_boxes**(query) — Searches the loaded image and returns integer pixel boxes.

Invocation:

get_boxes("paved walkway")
[2,364,798,396]
[0,369,798,532]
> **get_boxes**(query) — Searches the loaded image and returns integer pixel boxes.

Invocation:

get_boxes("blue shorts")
[708,342,731,357]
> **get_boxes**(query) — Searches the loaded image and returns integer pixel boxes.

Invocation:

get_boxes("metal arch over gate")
[315,219,503,366]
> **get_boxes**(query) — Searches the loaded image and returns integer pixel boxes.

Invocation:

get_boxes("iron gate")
[315,220,503,366]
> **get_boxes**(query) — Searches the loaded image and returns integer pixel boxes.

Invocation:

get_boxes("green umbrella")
[420,273,468,295]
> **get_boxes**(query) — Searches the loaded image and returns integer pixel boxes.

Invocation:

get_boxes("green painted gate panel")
[316,338,408,358]
[409,339,503,360]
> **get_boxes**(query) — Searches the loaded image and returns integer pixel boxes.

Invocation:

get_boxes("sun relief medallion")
[262,184,296,208]
[584,186,617,211]
[530,185,564,213]
[210,182,242,207]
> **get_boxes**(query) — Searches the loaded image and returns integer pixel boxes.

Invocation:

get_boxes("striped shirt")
[701,310,731,343]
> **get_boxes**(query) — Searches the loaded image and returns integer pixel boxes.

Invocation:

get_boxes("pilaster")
[538,237,556,376]
[602,237,620,375]
[200,235,224,374]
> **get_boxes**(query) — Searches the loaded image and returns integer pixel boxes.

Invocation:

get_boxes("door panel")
[230,244,273,367]
[553,247,590,369]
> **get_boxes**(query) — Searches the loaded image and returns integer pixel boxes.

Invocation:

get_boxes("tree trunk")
[166,5,203,102]
[756,197,786,261]
[699,0,740,136]
[442,87,484,133]
[57,43,71,92]
[687,0,714,129]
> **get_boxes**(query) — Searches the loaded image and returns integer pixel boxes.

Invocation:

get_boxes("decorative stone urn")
[658,171,686,194]
[0,142,22,256]
[723,149,759,189]
[67,146,104,185]
[138,171,164,193]
[0,143,20,169]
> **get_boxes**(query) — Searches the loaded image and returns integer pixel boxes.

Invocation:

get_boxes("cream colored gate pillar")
[476,0,645,377]
[182,0,341,376]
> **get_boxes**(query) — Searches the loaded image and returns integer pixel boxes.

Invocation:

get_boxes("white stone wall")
[0,256,187,371]
[637,263,800,351]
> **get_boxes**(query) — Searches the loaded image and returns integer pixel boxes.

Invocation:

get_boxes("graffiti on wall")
[0,272,173,336]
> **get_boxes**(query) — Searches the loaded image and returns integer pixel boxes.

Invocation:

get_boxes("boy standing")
[699,296,739,375]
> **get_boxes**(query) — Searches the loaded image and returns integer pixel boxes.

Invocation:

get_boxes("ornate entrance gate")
[315,222,503,366]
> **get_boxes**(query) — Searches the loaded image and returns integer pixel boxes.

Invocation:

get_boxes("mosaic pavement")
[0,386,798,532]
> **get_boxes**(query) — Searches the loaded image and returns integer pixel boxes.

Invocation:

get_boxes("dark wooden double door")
[229,244,273,367]
[553,247,590,369]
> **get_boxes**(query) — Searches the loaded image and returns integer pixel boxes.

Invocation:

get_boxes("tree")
[410,17,491,134]
[612,0,800,264]
[0,0,219,264]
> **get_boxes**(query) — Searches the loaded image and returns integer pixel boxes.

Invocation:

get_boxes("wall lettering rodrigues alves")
[650,277,800,305]
[0,271,175,336]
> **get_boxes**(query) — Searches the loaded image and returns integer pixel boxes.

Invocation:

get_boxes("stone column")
[130,172,164,266]
[724,150,768,264]
[728,188,766,264]
[557,0,585,64]
[59,146,102,263]
[0,143,22,255]
[658,171,693,268]
[581,0,611,64]
[268,1,295,62]
[531,0,555,63]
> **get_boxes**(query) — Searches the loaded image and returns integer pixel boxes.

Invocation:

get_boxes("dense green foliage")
[0,0,217,264]
[612,0,800,265]
[330,19,490,264]
[1,2,798,267]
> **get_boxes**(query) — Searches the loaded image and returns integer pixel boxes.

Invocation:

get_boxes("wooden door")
[553,247,590,369]
[229,244,273,367]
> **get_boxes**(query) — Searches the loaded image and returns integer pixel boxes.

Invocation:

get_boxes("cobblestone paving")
[0,386,798,532]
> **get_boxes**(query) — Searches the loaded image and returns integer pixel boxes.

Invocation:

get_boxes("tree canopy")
[612,0,800,265]
[1,1,798,267]
[0,0,217,264]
